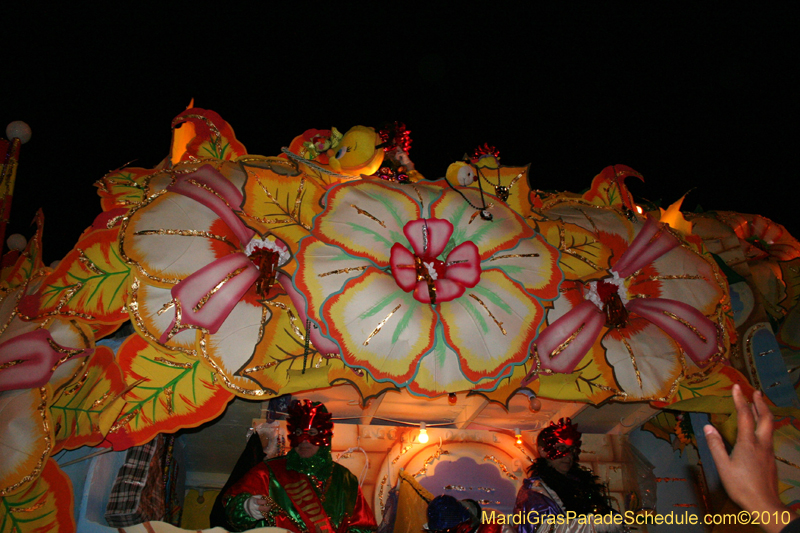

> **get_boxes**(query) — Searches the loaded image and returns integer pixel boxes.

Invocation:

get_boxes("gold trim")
[363,304,402,346]
[468,294,506,335]
[350,204,386,228]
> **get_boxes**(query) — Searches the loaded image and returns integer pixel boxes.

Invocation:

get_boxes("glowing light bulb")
[418,422,429,443]
[515,428,522,445]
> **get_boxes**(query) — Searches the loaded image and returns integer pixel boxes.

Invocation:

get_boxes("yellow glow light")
[659,196,693,235]
[418,422,429,444]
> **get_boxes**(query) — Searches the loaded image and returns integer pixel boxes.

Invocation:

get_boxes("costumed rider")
[223,399,377,533]
[513,418,624,533]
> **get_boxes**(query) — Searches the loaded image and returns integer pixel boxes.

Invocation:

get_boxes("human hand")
[244,495,274,521]
[703,384,794,533]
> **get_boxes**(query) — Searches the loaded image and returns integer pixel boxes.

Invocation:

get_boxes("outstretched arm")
[703,384,796,533]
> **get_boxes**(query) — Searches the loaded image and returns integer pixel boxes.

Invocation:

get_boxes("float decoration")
[281,125,386,186]
[651,363,755,410]
[18,213,131,338]
[0,458,76,532]
[0,275,111,494]
[0,387,52,497]
[170,107,248,165]
[530,177,731,401]
[454,149,532,218]
[105,335,234,450]
[579,164,644,211]
[95,167,174,213]
[5,107,800,531]
[238,162,328,277]
[50,344,126,453]
[294,178,562,390]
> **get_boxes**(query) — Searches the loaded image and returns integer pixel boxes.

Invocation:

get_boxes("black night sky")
[3,4,799,264]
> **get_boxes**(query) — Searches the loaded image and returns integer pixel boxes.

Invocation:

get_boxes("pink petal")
[278,273,340,354]
[444,241,481,288]
[0,330,93,391]
[612,216,679,278]
[403,218,453,259]
[168,165,255,246]
[626,297,719,365]
[536,300,605,373]
[161,253,259,342]
[390,243,418,292]
[414,279,465,304]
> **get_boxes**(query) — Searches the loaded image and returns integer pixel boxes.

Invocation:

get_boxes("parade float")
[2,108,799,532]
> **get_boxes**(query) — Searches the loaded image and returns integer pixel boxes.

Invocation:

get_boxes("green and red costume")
[224,448,376,533]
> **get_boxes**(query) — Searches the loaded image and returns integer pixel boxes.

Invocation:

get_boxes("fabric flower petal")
[129,280,200,354]
[407,323,507,397]
[390,243,419,292]
[314,180,421,265]
[444,241,481,287]
[123,193,242,283]
[0,387,51,496]
[613,217,679,278]
[403,219,453,259]
[162,253,259,342]
[0,330,92,391]
[294,237,374,338]
[414,278,466,304]
[438,270,543,381]
[323,267,436,386]
[485,235,561,300]
[627,297,720,365]
[603,321,684,399]
[646,243,725,315]
[535,300,606,374]
[430,183,535,260]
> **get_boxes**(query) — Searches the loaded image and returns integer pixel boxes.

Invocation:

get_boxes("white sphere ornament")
[7,233,27,251]
[6,121,32,144]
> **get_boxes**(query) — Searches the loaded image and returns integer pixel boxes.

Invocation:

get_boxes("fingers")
[732,384,755,439]
[752,390,775,447]
[703,424,731,471]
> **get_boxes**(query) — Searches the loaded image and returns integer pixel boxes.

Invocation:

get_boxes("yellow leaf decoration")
[171,108,248,163]
[50,345,126,453]
[18,226,130,327]
[535,219,613,281]
[652,364,753,410]
[106,335,234,450]
[240,166,328,276]
[581,164,643,210]
[0,458,75,533]
[231,291,321,396]
[95,166,172,212]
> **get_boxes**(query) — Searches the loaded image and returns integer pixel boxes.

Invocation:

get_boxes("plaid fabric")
[105,435,167,527]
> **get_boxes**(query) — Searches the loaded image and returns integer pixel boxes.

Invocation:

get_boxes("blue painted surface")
[629,427,706,533]
[751,326,800,408]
